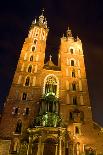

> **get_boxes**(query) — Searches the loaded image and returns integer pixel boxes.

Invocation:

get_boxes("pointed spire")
[34,18,37,24]
[49,54,52,61]
[42,8,44,16]
[44,18,47,28]
[39,8,45,24]
[66,26,72,37]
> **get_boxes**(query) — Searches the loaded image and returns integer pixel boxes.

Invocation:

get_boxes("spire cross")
[49,55,52,61]
[42,8,44,15]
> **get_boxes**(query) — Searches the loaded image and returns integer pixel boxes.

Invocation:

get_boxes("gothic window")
[30,55,33,61]
[72,83,76,91]
[32,46,36,52]
[34,39,37,44]
[15,120,22,134]
[72,70,75,77]
[73,96,77,105]
[22,93,27,100]
[28,65,32,73]
[71,60,75,66]
[75,126,79,134]
[25,77,30,86]
[69,112,73,120]
[45,76,57,95]
[25,108,29,115]
[15,108,18,115]
[70,48,74,54]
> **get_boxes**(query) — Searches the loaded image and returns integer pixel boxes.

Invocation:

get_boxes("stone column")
[27,136,33,155]
[55,144,58,155]
[42,143,44,155]
[58,136,62,155]
[37,136,42,155]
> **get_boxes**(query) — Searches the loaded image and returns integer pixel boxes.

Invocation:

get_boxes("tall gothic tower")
[0,11,103,155]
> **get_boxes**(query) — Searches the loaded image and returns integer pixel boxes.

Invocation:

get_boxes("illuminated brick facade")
[0,11,103,155]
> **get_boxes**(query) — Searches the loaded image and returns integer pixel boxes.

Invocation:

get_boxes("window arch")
[25,77,30,86]
[70,58,76,66]
[28,65,32,73]
[43,74,59,97]
[22,92,27,100]
[71,60,74,66]
[15,120,22,134]
[34,39,37,44]
[72,83,76,91]
[31,46,36,52]
[72,70,75,77]
[30,55,33,61]
[69,46,75,54]
[72,96,77,105]
[75,126,79,134]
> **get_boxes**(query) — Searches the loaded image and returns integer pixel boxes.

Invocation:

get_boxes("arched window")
[24,108,29,115]
[15,108,18,115]
[70,48,74,54]
[72,70,75,77]
[45,76,57,95]
[72,83,76,91]
[22,92,27,100]
[28,65,32,73]
[71,60,75,66]
[73,96,77,105]
[34,39,37,44]
[25,77,30,86]
[15,120,22,134]
[32,46,36,52]
[30,55,33,61]
[75,126,79,134]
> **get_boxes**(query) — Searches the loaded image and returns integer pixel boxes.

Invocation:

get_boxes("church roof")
[44,55,60,71]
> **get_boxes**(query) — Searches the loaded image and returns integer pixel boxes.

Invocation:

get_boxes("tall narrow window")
[25,108,29,115]
[70,48,74,54]
[72,70,75,77]
[12,107,18,115]
[75,126,79,134]
[22,93,27,100]
[71,60,74,66]
[72,83,76,91]
[30,55,33,61]
[15,108,18,115]
[73,96,77,105]
[25,77,30,86]
[28,65,32,73]
[15,120,22,134]
[34,39,37,44]
[32,46,36,52]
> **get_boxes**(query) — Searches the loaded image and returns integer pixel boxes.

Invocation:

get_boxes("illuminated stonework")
[0,11,103,155]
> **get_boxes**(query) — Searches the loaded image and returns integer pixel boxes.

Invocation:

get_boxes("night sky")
[0,0,103,126]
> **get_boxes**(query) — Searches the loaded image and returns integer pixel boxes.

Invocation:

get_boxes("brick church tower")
[0,11,103,155]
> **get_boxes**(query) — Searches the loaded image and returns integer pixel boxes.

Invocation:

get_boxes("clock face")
[29,27,47,41]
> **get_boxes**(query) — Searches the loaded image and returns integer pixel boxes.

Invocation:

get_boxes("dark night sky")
[0,0,103,126]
